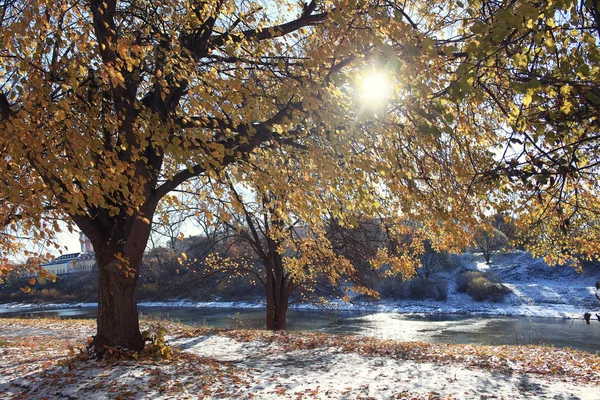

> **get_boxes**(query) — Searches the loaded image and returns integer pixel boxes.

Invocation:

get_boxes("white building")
[80,231,93,253]
[40,233,96,275]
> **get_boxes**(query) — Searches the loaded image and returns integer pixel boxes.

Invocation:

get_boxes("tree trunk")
[483,251,491,264]
[265,257,290,331]
[81,213,154,354]
[93,259,143,352]
[265,285,289,330]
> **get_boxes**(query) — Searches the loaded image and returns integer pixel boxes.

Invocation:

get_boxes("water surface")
[1,306,598,353]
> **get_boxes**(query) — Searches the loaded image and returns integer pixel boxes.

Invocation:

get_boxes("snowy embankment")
[2,251,599,319]
[0,318,598,399]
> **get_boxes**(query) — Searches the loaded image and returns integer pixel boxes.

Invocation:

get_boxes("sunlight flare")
[359,71,389,104]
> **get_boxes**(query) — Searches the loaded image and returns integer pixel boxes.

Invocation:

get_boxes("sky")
[56,229,83,255]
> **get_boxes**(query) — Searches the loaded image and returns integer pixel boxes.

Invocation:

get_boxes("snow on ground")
[171,335,598,400]
[1,318,599,399]
[2,251,599,319]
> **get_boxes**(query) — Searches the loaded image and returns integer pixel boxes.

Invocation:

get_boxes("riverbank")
[3,251,598,320]
[0,294,594,319]
[0,318,598,399]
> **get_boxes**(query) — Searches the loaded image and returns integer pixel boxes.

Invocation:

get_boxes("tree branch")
[182,4,327,58]
[155,97,305,200]
[0,92,15,120]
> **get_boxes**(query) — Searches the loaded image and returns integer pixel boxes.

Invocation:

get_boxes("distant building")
[80,231,93,253]
[39,232,96,276]
[40,252,95,275]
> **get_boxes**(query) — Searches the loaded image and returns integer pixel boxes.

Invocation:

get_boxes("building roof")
[42,252,95,266]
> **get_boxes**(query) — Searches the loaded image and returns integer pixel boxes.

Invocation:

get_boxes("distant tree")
[474,227,508,264]
[326,218,386,281]
[141,247,181,284]
[413,240,449,280]
[180,179,385,330]
[491,213,519,246]
[327,218,455,300]
[150,200,188,251]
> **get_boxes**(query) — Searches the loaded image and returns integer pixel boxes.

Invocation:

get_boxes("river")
[0,306,598,353]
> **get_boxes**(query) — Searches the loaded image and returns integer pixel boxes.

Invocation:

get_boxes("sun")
[359,72,389,104]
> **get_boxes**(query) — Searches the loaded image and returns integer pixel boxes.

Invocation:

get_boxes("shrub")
[466,276,510,302]
[39,288,63,300]
[432,279,448,301]
[457,271,482,292]
[407,278,427,300]
[8,290,21,300]
[457,270,510,301]
[137,283,163,300]
[142,324,174,360]
[221,277,261,300]
[375,274,406,299]
[59,271,98,300]
[407,278,448,301]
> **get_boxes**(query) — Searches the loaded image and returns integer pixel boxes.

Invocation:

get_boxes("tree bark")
[265,282,289,330]
[265,255,290,331]
[93,259,143,352]
[78,211,155,354]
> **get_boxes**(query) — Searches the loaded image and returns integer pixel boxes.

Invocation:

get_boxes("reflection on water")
[1,306,598,353]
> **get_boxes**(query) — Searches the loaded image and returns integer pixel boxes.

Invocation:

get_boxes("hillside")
[346,251,600,319]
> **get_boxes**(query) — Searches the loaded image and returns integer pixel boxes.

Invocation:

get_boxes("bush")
[59,272,98,300]
[375,273,406,299]
[407,278,448,301]
[137,283,163,300]
[457,271,482,292]
[407,278,427,300]
[39,288,64,300]
[466,276,510,302]
[457,270,510,302]
[432,279,448,301]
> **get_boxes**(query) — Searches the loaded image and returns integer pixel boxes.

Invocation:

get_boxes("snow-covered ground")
[2,251,599,319]
[1,318,598,399]
[168,335,598,399]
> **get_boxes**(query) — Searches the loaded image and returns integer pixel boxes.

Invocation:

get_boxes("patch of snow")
[168,335,598,399]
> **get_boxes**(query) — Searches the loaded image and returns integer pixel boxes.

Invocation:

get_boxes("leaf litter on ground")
[0,317,598,399]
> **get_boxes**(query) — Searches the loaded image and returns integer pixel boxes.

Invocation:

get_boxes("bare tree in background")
[474,227,508,264]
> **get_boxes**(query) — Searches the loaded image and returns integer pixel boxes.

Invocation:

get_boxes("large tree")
[1,0,599,352]
[0,0,480,351]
